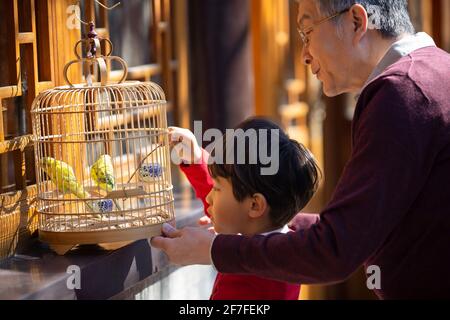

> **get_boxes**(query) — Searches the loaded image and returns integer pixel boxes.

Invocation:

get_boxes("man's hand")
[150,223,216,266]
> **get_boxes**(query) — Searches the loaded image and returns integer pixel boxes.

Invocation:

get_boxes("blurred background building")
[0,0,449,299]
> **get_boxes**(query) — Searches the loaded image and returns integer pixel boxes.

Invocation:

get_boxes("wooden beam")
[84,0,96,27]
[96,0,109,29]
[0,183,38,209]
[153,0,176,122]
[173,0,191,129]
[14,0,22,90]
[52,0,83,86]
[431,0,442,49]
[17,32,36,44]
[250,0,289,119]
[50,0,85,174]
[251,0,263,116]
[110,64,162,82]
[37,81,55,94]
[0,0,18,88]
[421,0,433,35]
[444,0,450,52]
[0,98,3,141]
[0,85,22,99]
[0,135,34,154]
[36,0,55,83]
[21,0,39,134]
[20,42,38,132]
[13,151,26,190]
[95,28,109,39]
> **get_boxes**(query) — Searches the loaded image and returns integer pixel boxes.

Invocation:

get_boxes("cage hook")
[75,1,121,26]
[75,2,90,26]
[95,0,121,11]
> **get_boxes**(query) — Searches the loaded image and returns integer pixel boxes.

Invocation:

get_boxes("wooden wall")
[0,0,82,259]
[0,0,189,260]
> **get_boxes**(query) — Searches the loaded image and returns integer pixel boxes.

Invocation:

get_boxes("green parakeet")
[90,154,121,210]
[40,157,90,199]
[40,157,99,213]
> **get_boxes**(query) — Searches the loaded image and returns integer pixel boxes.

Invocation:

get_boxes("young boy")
[169,118,320,300]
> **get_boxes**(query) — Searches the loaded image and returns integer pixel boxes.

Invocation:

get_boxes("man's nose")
[302,45,312,65]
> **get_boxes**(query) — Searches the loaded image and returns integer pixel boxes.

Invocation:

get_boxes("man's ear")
[248,193,269,219]
[350,4,368,44]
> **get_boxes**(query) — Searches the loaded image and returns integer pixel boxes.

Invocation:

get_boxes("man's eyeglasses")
[297,8,350,46]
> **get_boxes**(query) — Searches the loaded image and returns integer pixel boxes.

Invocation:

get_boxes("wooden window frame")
[0,0,190,259]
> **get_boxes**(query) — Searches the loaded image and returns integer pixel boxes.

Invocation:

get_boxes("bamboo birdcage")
[31,23,175,255]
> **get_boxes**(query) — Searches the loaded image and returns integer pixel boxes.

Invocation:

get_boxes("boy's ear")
[248,193,269,219]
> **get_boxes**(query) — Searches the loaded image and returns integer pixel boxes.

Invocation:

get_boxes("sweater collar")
[357,32,436,98]
[260,225,290,236]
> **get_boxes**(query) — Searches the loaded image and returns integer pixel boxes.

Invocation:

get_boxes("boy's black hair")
[208,117,321,228]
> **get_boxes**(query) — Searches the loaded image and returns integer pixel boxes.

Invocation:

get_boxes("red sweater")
[211,46,450,299]
[180,150,300,300]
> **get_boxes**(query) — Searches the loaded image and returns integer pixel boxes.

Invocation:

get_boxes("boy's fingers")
[207,227,216,234]
[198,216,212,226]
[169,132,183,143]
[168,133,183,150]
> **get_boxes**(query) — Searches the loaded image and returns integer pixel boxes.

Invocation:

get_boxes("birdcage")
[31,23,175,255]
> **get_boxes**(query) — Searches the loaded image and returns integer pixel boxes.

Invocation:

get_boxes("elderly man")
[151,0,450,299]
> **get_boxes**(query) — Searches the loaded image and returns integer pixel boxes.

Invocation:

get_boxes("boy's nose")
[206,190,213,205]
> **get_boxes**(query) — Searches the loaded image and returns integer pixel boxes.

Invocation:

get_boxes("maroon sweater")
[212,46,450,299]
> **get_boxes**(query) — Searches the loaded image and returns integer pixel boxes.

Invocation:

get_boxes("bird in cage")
[40,157,90,200]
[40,157,113,214]
[90,198,114,213]
[90,154,122,210]
[138,163,163,183]
[30,21,176,255]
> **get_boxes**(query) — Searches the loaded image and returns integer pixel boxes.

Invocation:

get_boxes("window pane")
[107,0,154,69]
[0,0,17,87]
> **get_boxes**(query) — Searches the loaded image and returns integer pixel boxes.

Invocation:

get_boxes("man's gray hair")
[314,0,415,38]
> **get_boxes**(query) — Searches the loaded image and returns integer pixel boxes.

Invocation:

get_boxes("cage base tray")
[98,241,133,251]
[50,245,75,255]
[40,219,174,255]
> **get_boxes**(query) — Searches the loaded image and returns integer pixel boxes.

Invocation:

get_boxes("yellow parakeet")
[40,157,112,214]
[40,157,90,200]
[90,154,121,210]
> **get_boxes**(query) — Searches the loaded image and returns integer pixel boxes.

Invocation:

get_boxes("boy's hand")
[198,216,215,233]
[198,216,212,226]
[168,127,203,165]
